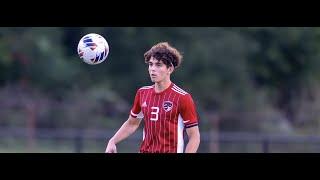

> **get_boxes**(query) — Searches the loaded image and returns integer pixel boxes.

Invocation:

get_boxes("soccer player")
[105,42,200,153]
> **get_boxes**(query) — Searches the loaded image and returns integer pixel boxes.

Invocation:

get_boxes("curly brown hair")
[144,42,183,68]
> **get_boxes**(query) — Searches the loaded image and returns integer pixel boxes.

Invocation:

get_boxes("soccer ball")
[77,33,109,65]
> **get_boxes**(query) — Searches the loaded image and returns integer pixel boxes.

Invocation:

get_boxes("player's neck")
[154,79,172,93]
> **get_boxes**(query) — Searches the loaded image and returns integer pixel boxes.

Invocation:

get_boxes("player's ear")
[168,66,174,74]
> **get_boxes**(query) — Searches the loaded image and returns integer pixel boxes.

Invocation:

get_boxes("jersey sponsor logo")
[163,101,173,112]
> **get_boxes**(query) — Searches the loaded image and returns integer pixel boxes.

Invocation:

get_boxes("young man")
[105,42,200,153]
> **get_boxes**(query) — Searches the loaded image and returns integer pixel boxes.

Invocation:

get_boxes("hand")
[105,139,117,153]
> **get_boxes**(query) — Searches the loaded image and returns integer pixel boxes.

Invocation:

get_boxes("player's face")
[148,57,172,83]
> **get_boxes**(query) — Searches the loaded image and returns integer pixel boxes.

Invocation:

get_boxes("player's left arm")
[185,125,200,153]
[180,94,201,153]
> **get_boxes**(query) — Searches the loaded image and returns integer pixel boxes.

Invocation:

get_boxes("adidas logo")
[142,101,147,107]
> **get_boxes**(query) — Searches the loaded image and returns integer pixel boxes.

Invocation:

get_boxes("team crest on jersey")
[163,101,173,112]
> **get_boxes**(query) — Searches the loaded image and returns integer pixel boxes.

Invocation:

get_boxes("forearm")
[185,126,200,153]
[185,136,200,153]
[109,120,139,144]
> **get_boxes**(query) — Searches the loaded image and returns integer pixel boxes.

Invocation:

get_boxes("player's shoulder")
[138,85,154,92]
[171,83,190,96]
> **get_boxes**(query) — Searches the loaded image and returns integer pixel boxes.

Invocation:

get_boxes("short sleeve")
[179,94,199,128]
[130,90,143,118]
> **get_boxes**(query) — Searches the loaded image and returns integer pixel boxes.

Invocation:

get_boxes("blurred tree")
[1,27,320,135]
[243,28,320,124]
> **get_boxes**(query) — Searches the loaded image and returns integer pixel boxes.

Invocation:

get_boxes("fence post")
[209,113,220,153]
[26,102,36,152]
[74,129,84,153]
[262,138,269,153]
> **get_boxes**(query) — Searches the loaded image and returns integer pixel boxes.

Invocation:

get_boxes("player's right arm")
[105,115,142,153]
[105,89,143,153]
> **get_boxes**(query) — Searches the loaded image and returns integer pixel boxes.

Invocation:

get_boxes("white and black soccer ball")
[77,33,109,65]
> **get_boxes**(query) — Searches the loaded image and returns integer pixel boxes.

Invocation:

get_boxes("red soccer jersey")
[130,82,199,153]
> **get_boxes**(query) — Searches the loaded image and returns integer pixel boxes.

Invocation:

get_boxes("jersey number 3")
[150,107,159,121]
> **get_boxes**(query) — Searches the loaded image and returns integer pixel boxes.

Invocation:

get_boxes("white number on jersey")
[150,107,159,121]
